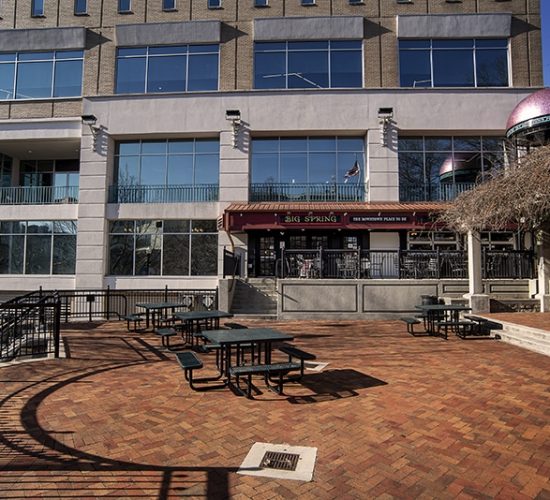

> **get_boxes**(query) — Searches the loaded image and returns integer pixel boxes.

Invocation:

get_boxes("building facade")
[0,0,543,313]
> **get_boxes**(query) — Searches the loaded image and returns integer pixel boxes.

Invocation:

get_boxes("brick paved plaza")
[1,318,549,499]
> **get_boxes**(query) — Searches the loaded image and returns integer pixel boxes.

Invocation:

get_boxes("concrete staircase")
[230,278,278,318]
[489,319,550,357]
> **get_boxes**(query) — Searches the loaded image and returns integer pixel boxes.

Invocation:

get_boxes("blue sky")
[543,1,549,85]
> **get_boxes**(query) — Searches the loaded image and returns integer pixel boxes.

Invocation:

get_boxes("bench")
[229,362,301,398]
[121,313,143,332]
[400,317,422,335]
[155,327,177,349]
[175,351,225,391]
[463,315,491,336]
[278,343,316,377]
[435,320,475,340]
[224,322,249,329]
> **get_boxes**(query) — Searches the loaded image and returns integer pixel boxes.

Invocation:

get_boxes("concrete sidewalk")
[1,319,549,498]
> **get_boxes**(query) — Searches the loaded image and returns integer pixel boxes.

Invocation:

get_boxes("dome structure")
[439,153,481,181]
[506,88,550,141]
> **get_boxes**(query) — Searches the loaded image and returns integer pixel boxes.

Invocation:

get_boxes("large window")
[115,44,219,94]
[251,137,364,184]
[0,50,84,100]
[399,39,509,87]
[399,136,505,202]
[115,139,219,187]
[0,220,77,275]
[109,220,218,276]
[254,41,363,89]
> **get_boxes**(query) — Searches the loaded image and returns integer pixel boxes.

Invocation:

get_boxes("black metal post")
[106,286,111,320]
[164,285,168,302]
[54,298,61,358]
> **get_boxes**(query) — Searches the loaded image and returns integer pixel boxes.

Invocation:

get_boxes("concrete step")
[497,332,550,356]
[481,317,550,357]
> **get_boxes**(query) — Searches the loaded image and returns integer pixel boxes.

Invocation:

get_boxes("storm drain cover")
[260,451,300,471]
[238,443,317,481]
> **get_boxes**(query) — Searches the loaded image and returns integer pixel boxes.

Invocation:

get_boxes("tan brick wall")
[381,0,428,17]
[239,2,284,21]
[15,0,59,28]
[364,22,381,88]
[333,0,379,17]
[191,0,237,22]
[0,104,10,119]
[285,1,331,18]
[480,0,527,14]
[379,17,398,88]
[428,0,476,15]
[145,0,192,23]
[97,28,116,96]
[220,23,237,91]
[102,1,147,27]
[10,101,54,119]
[234,21,254,91]
[58,0,102,27]
[527,13,543,86]
[0,0,16,28]
[52,100,82,117]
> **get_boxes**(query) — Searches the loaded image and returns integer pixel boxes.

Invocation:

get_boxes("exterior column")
[465,230,490,313]
[74,127,110,290]
[535,228,550,311]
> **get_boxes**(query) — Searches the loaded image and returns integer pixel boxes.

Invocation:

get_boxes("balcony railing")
[275,249,535,280]
[109,184,219,203]
[400,182,476,202]
[0,186,79,205]
[250,183,366,202]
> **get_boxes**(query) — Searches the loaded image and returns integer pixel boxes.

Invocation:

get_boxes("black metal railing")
[223,248,241,279]
[109,184,219,203]
[51,287,219,323]
[250,183,366,202]
[0,291,61,361]
[276,248,535,280]
[0,185,79,205]
[400,182,476,202]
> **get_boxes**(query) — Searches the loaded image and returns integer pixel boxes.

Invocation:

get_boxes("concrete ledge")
[0,27,86,51]
[116,21,221,46]
[254,16,364,41]
[397,13,512,39]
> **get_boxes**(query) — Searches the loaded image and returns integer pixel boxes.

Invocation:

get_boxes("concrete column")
[465,230,490,313]
[74,127,110,290]
[366,127,399,202]
[535,228,550,311]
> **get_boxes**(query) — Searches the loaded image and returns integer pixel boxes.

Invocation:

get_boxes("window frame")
[0,50,84,101]
[74,0,88,15]
[207,0,222,9]
[254,0,269,6]
[162,0,176,11]
[115,44,220,94]
[398,38,510,88]
[254,40,363,90]
[31,0,45,17]
[118,0,132,13]
[108,219,218,276]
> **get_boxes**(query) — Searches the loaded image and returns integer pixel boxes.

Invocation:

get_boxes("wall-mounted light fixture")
[225,109,241,148]
[378,107,393,146]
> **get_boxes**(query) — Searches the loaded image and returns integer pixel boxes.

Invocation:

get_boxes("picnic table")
[201,328,295,397]
[135,301,184,329]
[415,304,472,339]
[174,310,233,345]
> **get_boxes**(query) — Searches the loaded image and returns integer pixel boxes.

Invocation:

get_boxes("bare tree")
[438,145,550,233]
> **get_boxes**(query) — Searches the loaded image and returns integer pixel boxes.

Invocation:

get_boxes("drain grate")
[260,451,300,471]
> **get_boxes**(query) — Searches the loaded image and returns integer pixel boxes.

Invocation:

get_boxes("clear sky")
[543,0,549,85]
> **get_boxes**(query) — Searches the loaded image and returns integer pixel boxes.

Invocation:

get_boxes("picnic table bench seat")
[278,343,316,377]
[175,351,225,391]
[155,327,177,349]
[229,362,301,398]
[463,315,492,336]
[224,322,249,329]
[121,313,144,332]
[400,317,422,335]
[436,320,475,339]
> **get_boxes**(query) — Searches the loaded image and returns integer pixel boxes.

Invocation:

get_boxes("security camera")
[225,109,241,123]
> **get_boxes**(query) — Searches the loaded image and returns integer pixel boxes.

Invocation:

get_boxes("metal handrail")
[109,184,219,203]
[0,186,79,205]
[250,182,366,202]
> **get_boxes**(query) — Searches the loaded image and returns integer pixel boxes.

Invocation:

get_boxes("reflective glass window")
[115,44,219,94]
[163,0,176,10]
[31,0,44,16]
[108,219,217,276]
[74,0,87,14]
[208,0,221,8]
[254,40,362,89]
[399,136,505,202]
[118,0,131,12]
[399,39,509,87]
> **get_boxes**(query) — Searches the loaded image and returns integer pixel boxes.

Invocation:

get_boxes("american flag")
[344,160,360,183]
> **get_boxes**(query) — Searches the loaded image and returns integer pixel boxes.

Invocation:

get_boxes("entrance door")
[258,236,276,276]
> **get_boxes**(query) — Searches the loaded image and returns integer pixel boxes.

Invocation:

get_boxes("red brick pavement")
[0,319,549,499]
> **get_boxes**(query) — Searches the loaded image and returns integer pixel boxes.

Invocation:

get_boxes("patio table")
[415,304,472,336]
[135,302,185,330]
[174,310,233,345]
[201,328,294,392]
